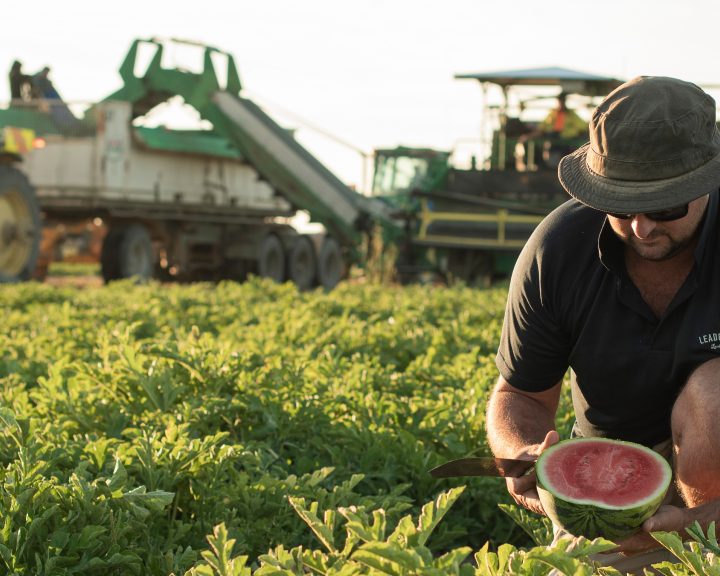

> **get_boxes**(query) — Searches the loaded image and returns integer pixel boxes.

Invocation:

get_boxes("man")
[9,60,32,103]
[486,76,720,566]
[517,92,587,170]
[538,92,587,139]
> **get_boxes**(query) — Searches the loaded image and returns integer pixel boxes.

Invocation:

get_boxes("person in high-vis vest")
[539,92,587,139]
[515,93,588,170]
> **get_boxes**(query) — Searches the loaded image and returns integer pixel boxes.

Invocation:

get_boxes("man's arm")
[486,376,562,515]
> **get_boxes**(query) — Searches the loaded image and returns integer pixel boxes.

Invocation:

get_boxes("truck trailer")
[0,38,397,288]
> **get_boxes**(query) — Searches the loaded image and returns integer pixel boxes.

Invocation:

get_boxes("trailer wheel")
[258,234,285,283]
[446,249,492,287]
[101,224,154,282]
[287,235,317,290]
[0,166,41,282]
[317,236,346,290]
[100,227,123,282]
[118,224,154,281]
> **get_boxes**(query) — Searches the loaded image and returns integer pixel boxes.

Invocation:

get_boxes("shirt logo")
[698,332,720,350]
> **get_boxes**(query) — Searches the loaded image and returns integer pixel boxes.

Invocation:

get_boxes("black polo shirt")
[496,192,720,447]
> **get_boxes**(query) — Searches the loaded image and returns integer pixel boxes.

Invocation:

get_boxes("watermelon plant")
[0,277,707,574]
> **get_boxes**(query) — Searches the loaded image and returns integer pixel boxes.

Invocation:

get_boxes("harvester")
[0,38,397,288]
[1,40,623,287]
[371,67,623,284]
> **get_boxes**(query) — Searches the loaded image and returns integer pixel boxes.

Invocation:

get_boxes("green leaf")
[123,486,175,513]
[525,545,594,576]
[496,543,517,575]
[340,507,387,544]
[652,531,688,559]
[432,546,473,572]
[288,497,336,553]
[352,541,424,575]
[75,525,108,551]
[474,542,499,576]
[106,457,129,492]
[498,503,554,546]
[415,487,466,547]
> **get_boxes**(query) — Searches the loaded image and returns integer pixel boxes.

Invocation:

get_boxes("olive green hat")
[558,76,720,213]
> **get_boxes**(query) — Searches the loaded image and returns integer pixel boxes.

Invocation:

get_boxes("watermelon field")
[0,277,717,575]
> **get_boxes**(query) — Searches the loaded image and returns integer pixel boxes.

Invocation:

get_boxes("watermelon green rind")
[536,437,672,541]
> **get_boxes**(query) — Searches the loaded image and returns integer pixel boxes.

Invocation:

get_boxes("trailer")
[0,38,397,288]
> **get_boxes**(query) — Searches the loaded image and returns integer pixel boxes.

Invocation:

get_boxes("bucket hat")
[558,76,720,213]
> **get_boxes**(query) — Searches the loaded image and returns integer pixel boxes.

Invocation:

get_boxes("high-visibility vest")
[541,109,587,138]
[1,126,36,154]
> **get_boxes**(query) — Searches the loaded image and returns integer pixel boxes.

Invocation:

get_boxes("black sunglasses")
[607,203,689,222]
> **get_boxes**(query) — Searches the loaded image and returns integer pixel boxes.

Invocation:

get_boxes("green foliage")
[1,278,709,574]
[651,522,720,576]
[0,279,516,572]
[498,504,554,546]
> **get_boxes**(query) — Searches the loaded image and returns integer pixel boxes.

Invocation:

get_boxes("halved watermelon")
[536,437,672,541]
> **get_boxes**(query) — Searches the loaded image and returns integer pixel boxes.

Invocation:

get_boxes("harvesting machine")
[0,40,623,287]
[0,38,396,288]
[371,67,624,284]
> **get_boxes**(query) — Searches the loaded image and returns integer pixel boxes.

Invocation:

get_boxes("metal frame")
[415,198,544,249]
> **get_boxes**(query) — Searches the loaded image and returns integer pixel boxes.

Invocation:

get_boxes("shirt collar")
[597,218,623,273]
[694,189,718,264]
[597,189,719,273]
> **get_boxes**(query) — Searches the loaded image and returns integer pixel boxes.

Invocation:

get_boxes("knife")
[430,456,536,478]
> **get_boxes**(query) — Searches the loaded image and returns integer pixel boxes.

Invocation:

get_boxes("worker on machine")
[8,60,32,105]
[539,92,586,139]
[516,92,587,170]
[30,67,58,101]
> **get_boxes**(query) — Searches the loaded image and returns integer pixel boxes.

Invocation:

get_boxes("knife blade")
[430,456,536,478]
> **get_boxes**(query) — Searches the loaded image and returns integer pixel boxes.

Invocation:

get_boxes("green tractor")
[0,126,41,281]
[371,67,623,285]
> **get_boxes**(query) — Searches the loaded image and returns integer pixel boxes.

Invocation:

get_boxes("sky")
[4,0,720,192]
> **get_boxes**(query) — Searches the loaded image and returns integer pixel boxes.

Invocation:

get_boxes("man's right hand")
[505,430,559,515]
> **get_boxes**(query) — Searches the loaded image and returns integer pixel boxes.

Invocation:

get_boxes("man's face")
[607,195,709,261]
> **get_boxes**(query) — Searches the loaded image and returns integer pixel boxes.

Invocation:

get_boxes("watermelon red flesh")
[536,438,672,541]
[540,440,665,507]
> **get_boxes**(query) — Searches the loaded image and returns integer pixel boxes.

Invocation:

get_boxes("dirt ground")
[43,275,104,289]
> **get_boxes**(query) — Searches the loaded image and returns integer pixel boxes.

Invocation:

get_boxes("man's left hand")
[613,505,688,553]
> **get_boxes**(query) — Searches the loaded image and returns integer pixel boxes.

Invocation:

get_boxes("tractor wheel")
[257,234,285,283]
[317,236,346,290]
[0,165,41,282]
[287,235,317,290]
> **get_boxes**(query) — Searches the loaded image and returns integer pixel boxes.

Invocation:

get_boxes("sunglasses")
[607,203,689,222]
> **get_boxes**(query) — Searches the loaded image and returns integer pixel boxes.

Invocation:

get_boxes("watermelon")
[536,437,672,541]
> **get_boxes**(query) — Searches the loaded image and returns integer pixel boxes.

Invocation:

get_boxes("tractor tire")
[257,234,285,283]
[287,235,317,290]
[317,236,346,290]
[0,165,41,282]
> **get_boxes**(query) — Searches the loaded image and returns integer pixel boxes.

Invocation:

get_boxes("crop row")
[2,278,702,575]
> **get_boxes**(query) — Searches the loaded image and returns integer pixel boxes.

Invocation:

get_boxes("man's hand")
[613,505,688,554]
[505,430,559,515]
[486,377,562,516]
